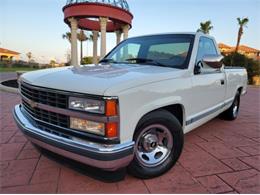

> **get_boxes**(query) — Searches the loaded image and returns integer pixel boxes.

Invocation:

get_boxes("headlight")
[69,97,105,114]
[69,97,119,138]
[70,117,105,135]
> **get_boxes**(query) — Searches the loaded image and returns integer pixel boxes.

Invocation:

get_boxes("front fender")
[117,81,190,142]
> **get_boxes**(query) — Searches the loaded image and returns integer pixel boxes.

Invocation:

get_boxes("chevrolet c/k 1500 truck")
[13,32,247,178]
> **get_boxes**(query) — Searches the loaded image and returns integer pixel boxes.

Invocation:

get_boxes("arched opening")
[1,55,9,61]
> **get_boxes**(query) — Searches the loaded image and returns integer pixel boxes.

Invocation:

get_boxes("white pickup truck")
[13,32,247,178]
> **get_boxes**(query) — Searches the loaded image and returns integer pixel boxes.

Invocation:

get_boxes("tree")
[26,52,32,63]
[63,30,91,63]
[235,17,249,53]
[63,33,72,64]
[77,30,88,63]
[81,56,93,65]
[49,60,56,67]
[62,32,71,43]
[197,20,213,34]
[223,52,260,84]
[89,32,100,41]
[89,32,100,46]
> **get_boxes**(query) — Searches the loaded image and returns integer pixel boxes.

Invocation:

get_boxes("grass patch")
[0,67,41,72]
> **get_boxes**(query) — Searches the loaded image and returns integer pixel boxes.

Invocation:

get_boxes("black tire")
[128,109,184,179]
[221,91,240,120]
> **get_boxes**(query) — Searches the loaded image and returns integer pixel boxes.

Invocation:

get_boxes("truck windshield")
[102,34,194,69]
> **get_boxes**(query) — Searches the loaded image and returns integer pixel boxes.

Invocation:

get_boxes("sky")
[0,0,259,63]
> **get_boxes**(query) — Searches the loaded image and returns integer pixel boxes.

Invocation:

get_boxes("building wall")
[0,53,20,61]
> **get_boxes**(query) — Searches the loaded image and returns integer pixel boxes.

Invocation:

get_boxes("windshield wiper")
[125,58,167,67]
[99,58,118,64]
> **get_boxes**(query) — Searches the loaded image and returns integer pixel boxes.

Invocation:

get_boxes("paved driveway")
[0,83,259,193]
[0,72,17,81]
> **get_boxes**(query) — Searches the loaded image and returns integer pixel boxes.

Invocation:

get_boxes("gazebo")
[63,0,133,66]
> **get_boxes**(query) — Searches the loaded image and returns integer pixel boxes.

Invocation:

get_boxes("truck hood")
[21,64,183,96]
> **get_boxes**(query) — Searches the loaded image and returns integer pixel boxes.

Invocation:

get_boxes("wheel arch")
[134,103,185,134]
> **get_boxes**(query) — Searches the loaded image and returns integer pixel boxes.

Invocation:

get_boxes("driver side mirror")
[202,54,224,69]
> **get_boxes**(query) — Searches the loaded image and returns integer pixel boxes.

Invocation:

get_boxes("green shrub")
[223,52,260,84]
[81,57,93,65]
[0,60,40,68]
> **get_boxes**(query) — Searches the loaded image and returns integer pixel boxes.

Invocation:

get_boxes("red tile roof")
[0,48,20,55]
[235,45,260,53]
[218,43,260,54]
[218,43,232,49]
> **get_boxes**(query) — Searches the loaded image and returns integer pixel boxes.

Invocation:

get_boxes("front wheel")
[128,110,184,179]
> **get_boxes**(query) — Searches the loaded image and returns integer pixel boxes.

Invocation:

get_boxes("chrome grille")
[20,82,69,128]
[22,99,69,128]
[20,83,67,108]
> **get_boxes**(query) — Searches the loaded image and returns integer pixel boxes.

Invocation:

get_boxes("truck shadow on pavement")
[39,147,127,183]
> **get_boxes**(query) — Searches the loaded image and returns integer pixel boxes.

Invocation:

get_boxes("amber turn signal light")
[105,122,118,138]
[105,100,117,116]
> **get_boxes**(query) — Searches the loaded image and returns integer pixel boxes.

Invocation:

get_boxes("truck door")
[190,37,226,118]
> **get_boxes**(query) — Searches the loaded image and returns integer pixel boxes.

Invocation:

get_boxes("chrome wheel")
[135,124,173,167]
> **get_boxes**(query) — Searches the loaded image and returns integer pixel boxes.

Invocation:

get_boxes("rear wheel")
[128,110,184,179]
[221,91,240,120]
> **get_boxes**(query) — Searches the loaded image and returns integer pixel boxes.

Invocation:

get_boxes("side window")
[196,37,218,65]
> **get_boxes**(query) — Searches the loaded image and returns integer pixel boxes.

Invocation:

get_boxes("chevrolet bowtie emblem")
[29,100,37,108]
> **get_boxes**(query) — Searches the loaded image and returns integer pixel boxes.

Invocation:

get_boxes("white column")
[68,18,79,67]
[115,30,122,45]
[92,31,98,64]
[99,17,108,58]
[122,24,130,40]
[122,25,130,59]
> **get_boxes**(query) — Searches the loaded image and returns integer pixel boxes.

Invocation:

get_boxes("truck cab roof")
[129,32,217,43]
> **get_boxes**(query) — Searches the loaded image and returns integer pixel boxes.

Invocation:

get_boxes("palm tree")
[26,52,32,63]
[62,32,72,64]
[197,20,213,34]
[77,30,88,63]
[26,52,33,68]
[62,32,71,43]
[235,17,249,53]
[89,32,100,42]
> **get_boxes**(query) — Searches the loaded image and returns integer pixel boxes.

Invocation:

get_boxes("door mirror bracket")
[194,61,203,75]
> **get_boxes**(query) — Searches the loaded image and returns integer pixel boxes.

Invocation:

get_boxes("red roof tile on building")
[218,43,232,49]
[235,45,260,53]
[0,48,20,55]
[219,43,260,54]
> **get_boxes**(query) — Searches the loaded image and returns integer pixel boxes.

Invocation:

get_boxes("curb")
[0,79,19,94]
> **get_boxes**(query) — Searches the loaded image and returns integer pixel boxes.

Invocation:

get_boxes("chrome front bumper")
[13,105,134,171]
